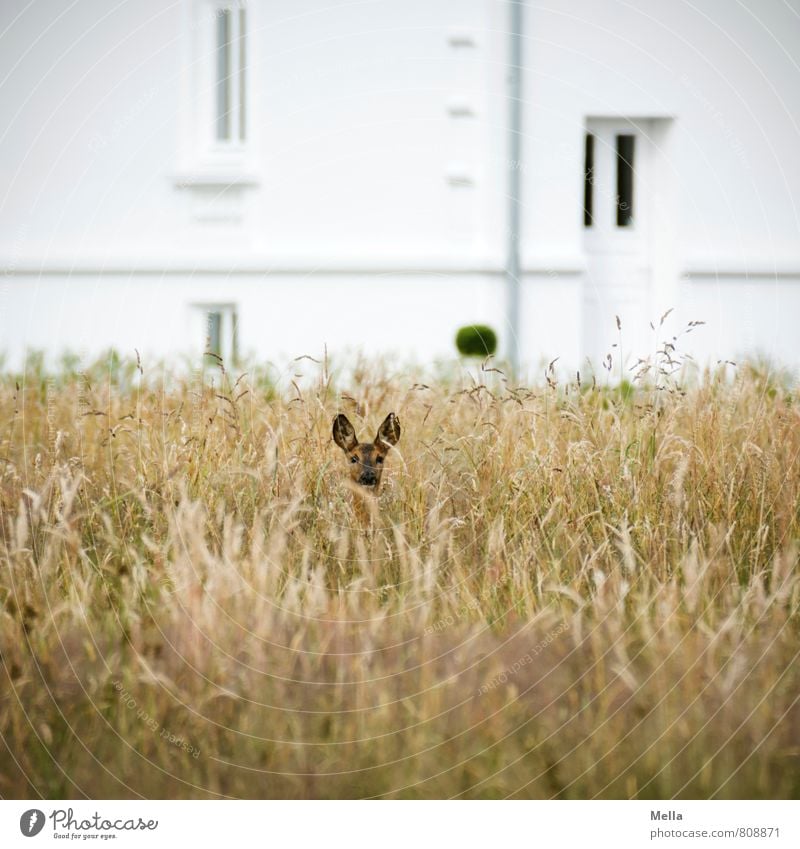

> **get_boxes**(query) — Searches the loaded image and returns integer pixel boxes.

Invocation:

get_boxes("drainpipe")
[506,0,524,376]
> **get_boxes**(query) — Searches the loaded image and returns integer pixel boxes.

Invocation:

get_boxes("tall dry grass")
[0,353,799,798]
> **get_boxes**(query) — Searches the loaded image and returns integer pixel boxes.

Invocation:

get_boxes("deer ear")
[376,412,401,447]
[332,414,358,453]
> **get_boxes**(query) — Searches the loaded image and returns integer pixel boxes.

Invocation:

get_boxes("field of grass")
[1,352,799,799]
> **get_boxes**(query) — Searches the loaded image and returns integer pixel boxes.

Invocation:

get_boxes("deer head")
[332,412,401,490]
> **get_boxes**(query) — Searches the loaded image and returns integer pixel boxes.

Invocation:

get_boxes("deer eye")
[376,456,384,464]
[350,456,358,464]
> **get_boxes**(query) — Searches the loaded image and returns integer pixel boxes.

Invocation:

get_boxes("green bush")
[455,324,498,357]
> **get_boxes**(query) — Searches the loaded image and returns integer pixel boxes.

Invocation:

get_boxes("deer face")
[332,412,401,490]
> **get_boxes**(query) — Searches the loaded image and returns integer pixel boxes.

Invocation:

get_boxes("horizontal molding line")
[2,265,503,276]
[682,268,800,278]
[3,260,799,277]
[0,259,587,276]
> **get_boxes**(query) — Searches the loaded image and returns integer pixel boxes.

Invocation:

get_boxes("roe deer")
[332,412,401,492]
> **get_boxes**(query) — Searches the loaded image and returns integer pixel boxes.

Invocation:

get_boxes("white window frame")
[176,0,258,185]
[191,303,239,367]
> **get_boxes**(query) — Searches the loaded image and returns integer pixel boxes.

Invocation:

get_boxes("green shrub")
[455,324,498,357]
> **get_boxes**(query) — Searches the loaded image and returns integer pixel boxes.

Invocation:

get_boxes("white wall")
[681,273,800,370]
[1,0,799,377]
[0,0,505,259]
[518,0,800,372]
[520,0,800,263]
[3,271,506,375]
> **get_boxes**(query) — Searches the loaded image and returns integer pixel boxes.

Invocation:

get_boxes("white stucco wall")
[4,270,506,372]
[1,0,798,377]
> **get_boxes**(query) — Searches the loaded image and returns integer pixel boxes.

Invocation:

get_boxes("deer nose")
[360,470,377,486]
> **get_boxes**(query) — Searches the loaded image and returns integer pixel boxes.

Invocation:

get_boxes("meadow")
[1,348,799,799]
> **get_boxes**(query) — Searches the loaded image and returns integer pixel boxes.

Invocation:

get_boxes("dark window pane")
[616,134,635,227]
[238,9,247,141]
[216,10,231,141]
[206,311,222,359]
[583,133,594,227]
[230,311,239,363]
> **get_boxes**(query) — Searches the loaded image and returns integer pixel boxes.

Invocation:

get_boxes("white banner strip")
[0,800,797,848]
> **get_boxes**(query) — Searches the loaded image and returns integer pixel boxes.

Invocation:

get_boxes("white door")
[582,118,655,374]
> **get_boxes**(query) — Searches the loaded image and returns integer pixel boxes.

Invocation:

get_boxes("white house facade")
[1,0,799,376]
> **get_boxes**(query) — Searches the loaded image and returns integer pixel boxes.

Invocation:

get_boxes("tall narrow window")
[238,8,247,141]
[215,5,247,144]
[616,134,635,227]
[215,11,230,141]
[583,133,595,227]
[199,305,239,366]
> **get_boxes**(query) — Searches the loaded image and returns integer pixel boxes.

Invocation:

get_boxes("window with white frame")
[192,303,239,366]
[179,1,254,174]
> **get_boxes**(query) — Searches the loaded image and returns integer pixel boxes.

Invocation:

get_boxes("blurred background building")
[1,0,798,375]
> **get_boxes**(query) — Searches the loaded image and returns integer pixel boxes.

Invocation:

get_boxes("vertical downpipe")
[506,0,524,376]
